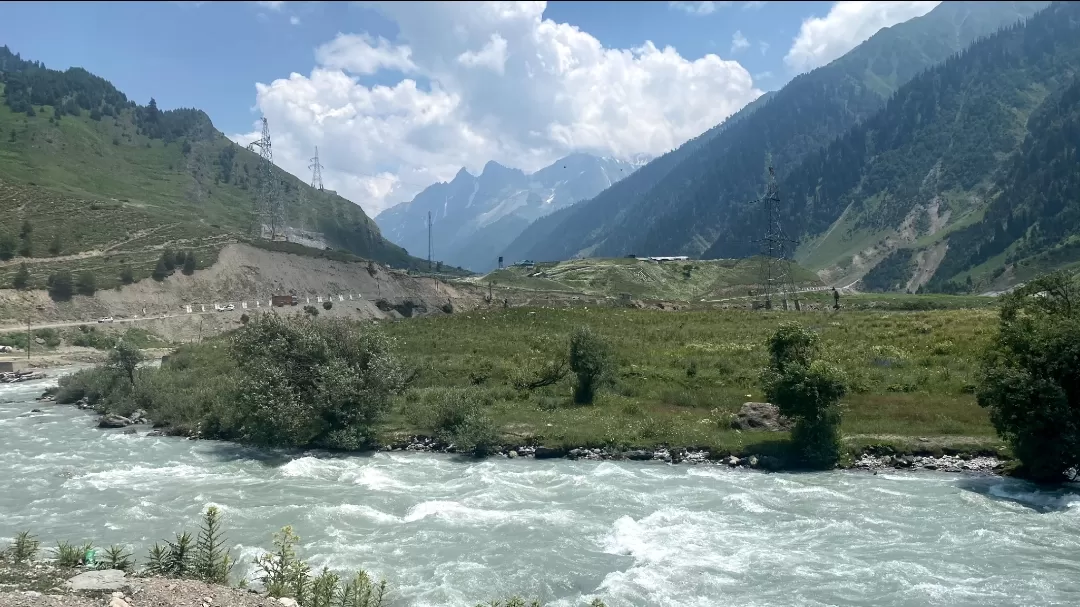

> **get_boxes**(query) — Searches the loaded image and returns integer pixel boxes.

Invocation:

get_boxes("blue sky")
[0,1,941,214]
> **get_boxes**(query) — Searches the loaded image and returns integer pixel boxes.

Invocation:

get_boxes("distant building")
[514,259,535,267]
[646,256,690,262]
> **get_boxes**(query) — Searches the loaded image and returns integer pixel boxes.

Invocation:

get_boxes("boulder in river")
[99,414,133,429]
[729,402,792,432]
[129,409,149,424]
[533,446,565,459]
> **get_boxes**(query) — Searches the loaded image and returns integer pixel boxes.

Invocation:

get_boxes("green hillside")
[759,1,1080,294]
[504,1,1048,265]
[478,257,822,301]
[0,45,448,291]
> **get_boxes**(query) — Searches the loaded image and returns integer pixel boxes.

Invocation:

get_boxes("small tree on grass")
[569,326,613,404]
[976,271,1080,482]
[13,263,30,290]
[304,305,319,317]
[760,322,847,469]
[47,271,74,301]
[152,257,169,281]
[0,234,15,260]
[161,249,176,272]
[75,270,97,296]
[107,340,144,387]
[120,265,135,284]
[48,232,62,256]
[322,300,333,311]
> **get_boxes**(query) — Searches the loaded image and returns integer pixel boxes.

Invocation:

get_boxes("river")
[2,373,1079,607]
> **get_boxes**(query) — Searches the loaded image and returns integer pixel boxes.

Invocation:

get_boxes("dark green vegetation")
[57,314,408,449]
[0,45,451,293]
[976,273,1080,482]
[504,2,1048,272]
[0,510,607,607]
[479,256,821,300]
[761,323,847,468]
[66,306,1006,461]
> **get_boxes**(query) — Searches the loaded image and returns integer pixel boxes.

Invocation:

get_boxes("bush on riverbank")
[57,314,410,449]
[761,323,847,468]
[976,272,1080,482]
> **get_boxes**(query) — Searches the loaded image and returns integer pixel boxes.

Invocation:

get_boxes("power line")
[750,166,800,311]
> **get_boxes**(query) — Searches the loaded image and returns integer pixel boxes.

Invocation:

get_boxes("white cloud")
[785,1,941,74]
[315,33,417,75]
[730,31,749,54]
[759,40,769,55]
[743,1,766,9]
[669,1,731,16]
[233,1,762,216]
[255,0,284,10]
[289,15,300,26]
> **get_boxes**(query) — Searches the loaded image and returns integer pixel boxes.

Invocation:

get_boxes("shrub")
[254,525,386,606]
[13,262,30,290]
[75,270,97,296]
[120,265,135,284]
[5,531,40,564]
[569,326,613,404]
[322,300,333,311]
[108,340,144,386]
[47,271,74,300]
[304,305,319,317]
[761,322,847,469]
[182,252,196,275]
[52,540,94,568]
[428,389,499,455]
[151,258,169,281]
[0,234,15,260]
[240,313,250,325]
[976,272,1080,482]
[193,506,233,584]
[229,315,408,449]
[101,545,135,572]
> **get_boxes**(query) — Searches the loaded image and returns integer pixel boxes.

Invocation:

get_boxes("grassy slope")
[382,307,1001,454]
[0,83,443,290]
[476,257,823,301]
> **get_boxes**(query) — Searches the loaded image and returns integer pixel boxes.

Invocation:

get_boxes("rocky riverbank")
[37,390,1007,476]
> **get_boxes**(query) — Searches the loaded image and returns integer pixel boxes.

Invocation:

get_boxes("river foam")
[2,376,1079,606]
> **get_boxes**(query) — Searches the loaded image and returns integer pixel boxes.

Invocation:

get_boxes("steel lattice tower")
[752,167,800,311]
[309,146,325,191]
[246,118,285,240]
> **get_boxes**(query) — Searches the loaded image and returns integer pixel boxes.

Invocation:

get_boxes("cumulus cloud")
[668,1,731,16]
[233,1,762,216]
[730,31,749,54]
[784,1,941,74]
[255,0,284,10]
[289,15,300,25]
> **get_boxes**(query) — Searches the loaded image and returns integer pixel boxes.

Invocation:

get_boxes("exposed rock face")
[730,402,793,432]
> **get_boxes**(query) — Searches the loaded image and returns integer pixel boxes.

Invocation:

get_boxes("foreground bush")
[761,322,847,468]
[977,272,1080,482]
[58,315,409,449]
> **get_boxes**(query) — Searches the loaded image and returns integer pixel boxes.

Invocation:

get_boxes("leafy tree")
[174,249,186,268]
[151,257,169,281]
[761,322,847,469]
[13,263,30,290]
[7,128,15,142]
[119,265,134,284]
[322,300,333,311]
[46,270,74,301]
[75,270,97,296]
[182,251,196,275]
[162,248,176,271]
[229,314,408,449]
[0,234,15,260]
[976,272,1080,482]
[107,340,143,387]
[569,326,613,404]
[19,220,32,239]
[304,305,319,317]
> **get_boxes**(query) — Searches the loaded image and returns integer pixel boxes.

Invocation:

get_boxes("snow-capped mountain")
[375,153,639,272]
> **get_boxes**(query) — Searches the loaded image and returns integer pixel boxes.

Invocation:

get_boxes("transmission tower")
[309,146,325,191]
[427,211,434,272]
[245,117,286,240]
[751,166,800,311]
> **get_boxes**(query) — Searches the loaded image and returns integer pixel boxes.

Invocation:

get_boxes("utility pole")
[309,147,325,191]
[749,166,800,311]
[245,117,284,241]
[26,316,30,361]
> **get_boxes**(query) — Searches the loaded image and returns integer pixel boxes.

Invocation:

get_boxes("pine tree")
[182,252,196,275]
[13,263,30,290]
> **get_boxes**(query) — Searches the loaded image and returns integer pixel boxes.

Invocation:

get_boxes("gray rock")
[730,402,793,432]
[626,450,652,461]
[727,455,740,467]
[66,569,128,592]
[30,408,43,413]
[507,450,518,458]
[747,456,760,468]
[533,446,564,459]
[98,414,133,429]
[130,409,148,424]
